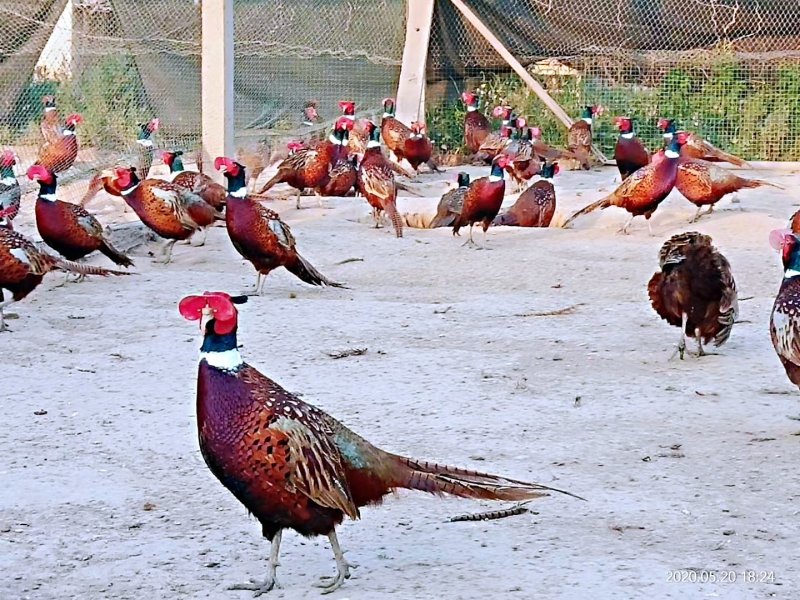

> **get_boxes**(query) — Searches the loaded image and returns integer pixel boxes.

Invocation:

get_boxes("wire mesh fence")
[1,0,800,210]
[428,0,800,162]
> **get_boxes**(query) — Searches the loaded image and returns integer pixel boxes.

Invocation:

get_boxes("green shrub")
[427,60,800,161]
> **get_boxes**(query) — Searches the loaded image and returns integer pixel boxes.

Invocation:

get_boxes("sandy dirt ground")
[2,160,800,600]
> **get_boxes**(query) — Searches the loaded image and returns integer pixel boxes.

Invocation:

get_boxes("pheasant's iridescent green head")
[366,121,381,145]
[0,150,16,179]
[614,116,634,134]
[138,118,160,140]
[540,162,559,179]
[382,97,395,117]
[160,150,184,172]
[770,229,800,275]
[214,156,247,195]
[658,118,677,137]
[456,172,470,187]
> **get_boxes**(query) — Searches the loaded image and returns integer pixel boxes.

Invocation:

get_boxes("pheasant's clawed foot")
[228,577,278,597]
[315,560,356,595]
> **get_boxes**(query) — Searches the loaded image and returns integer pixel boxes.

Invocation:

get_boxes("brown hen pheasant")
[179,291,581,595]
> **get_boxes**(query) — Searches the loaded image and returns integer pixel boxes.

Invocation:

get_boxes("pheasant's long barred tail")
[54,258,131,277]
[394,456,585,501]
[286,253,346,288]
[449,503,532,523]
[562,196,610,228]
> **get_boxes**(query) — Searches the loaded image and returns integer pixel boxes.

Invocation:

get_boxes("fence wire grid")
[1,0,799,206]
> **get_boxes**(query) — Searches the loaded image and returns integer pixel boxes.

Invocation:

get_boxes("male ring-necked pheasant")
[0,227,128,331]
[215,157,344,294]
[28,165,134,272]
[179,291,581,595]
[564,135,686,235]
[769,228,800,387]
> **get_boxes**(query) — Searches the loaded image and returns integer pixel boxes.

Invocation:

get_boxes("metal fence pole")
[395,0,435,125]
[201,0,234,182]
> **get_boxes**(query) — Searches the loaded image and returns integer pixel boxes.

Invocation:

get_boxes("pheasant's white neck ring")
[621,132,635,139]
[38,193,57,202]
[467,106,477,112]
[328,134,338,144]
[785,269,800,279]
[343,115,355,120]
[63,130,75,137]
[582,118,593,125]
[663,132,674,140]
[44,106,56,112]
[120,183,140,196]
[665,149,680,159]
[136,139,153,147]
[367,140,381,149]
[382,112,392,119]
[1,177,15,186]
[489,174,503,182]
[200,348,244,371]
[229,187,247,198]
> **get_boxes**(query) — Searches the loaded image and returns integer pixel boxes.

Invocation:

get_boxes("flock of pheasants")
[2,91,800,594]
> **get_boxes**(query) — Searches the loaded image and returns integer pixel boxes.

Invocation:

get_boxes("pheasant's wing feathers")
[713,250,738,346]
[677,161,713,196]
[771,287,800,366]
[69,205,103,237]
[151,184,197,228]
[616,164,655,199]
[269,416,359,519]
[255,204,295,250]
[281,148,319,172]
[361,166,395,201]
[1,230,51,274]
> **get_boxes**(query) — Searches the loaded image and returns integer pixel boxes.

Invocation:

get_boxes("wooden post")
[448,0,610,163]
[395,0,435,125]
[201,0,234,183]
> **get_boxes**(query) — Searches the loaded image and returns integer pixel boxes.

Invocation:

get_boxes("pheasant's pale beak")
[200,305,214,332]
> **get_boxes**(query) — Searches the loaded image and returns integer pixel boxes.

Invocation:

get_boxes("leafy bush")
[426,60,800,161]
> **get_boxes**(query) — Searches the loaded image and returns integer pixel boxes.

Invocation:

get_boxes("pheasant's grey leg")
[191,227,209,247]
[316,530,354,594]
[243,272,263,297]
[618,215,634,235]
[229,530,282,596]
[695,328,707,356]
[160,239,178,264]
[0,299,12,332]
[647,218,654,237]
[676,313,688,360]
[295,189,302,210]
[462,224,477,247]
[690,206,704,223]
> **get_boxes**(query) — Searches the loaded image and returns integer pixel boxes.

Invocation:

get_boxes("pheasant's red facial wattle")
[179,291,242,335]
[66,114,83,127]
[335,117,354,131]
[26,165,53,184]
[114,168,132,189]
[1,150,15,167]
[214,156,240,177]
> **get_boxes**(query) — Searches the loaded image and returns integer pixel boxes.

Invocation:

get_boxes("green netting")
[428,0,800,161]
